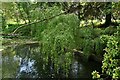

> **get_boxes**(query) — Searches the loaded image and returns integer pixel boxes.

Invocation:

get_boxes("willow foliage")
[40,14,79,75]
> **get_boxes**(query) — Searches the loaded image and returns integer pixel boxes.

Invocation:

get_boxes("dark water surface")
[2,43,101,79]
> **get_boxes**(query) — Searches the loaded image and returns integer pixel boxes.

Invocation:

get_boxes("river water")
[2,43,101,79]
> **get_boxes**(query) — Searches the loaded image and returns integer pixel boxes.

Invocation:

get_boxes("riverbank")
[2,38,39,49]
[2,38,103,64]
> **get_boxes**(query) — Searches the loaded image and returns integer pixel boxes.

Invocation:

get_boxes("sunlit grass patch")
[79,19,105,27]
[6,19,25,24]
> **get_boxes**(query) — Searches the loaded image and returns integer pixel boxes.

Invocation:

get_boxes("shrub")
[92,27,120,79]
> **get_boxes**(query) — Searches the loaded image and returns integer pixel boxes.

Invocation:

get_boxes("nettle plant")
[92,29,120,79]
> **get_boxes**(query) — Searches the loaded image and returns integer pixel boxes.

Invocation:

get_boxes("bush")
[92,26,120,79]
[75,27,105,57]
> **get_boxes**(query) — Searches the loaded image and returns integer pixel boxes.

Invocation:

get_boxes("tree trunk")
[97,2,119,28]
[104,2,112,27]
[105,12,112,27]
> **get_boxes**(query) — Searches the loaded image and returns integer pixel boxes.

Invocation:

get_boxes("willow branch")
[12,4,81,34]
[12,12,65,34]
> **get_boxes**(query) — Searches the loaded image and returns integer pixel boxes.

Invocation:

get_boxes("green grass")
[79,19,120,27]
[6,19,25,24]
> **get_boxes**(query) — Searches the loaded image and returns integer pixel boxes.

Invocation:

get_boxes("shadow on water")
[2,44,102,79]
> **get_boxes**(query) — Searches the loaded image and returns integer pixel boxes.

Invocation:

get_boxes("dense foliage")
[92,26,120,79]
[39,14,79,76]
[1,2,120,79]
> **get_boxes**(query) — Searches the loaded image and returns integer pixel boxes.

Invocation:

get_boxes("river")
[2,42,101,79]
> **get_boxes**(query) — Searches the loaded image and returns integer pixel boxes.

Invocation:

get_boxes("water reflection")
[16,58,37,78]
[2,44,101,78]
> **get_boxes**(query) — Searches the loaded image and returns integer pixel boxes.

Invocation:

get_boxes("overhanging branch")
[12,12,65,34]
[12,3,81,34]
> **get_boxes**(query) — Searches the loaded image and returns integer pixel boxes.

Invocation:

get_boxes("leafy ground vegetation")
[1,2,120,79]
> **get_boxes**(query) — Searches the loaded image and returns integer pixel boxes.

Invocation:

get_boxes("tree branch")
[12,12,65,34]
[12,4,81,34]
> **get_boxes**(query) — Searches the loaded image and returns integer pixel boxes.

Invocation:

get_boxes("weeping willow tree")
[39,14,79,76]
